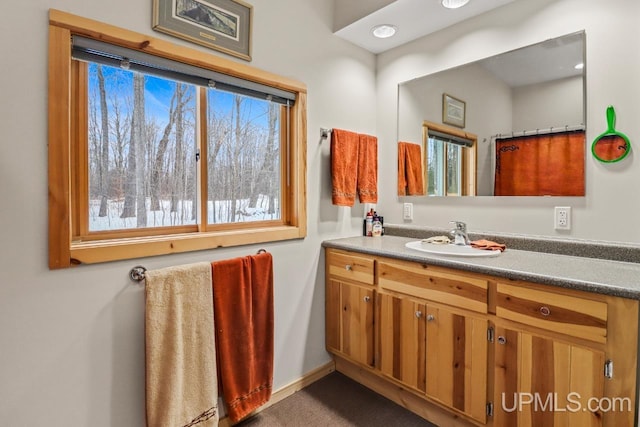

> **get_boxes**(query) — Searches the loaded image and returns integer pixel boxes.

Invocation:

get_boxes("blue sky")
[88,62,273,131]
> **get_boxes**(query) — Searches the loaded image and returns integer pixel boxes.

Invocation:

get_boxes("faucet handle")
[449,221,467,231]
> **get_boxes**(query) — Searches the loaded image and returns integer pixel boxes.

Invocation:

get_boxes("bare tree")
[170,84,188,217]
[97,65,110,217]
[120,72,146,228]
[109,88,131,200]
[249,103,279,209]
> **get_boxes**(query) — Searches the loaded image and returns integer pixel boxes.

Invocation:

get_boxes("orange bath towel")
[212,252,274,423]
[357,134,378,203]
[331,129,360,206]
[398,142,425,196]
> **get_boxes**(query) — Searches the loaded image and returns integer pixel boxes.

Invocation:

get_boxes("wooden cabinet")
[492,281,636,427]
[425,304,488,423]
[493,326,605,427]
[325,250,375,367]
[324,248,638,427]
[377,290,488,424]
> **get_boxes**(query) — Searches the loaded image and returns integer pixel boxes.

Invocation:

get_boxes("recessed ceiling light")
[441,0,470,9]
[574,62,584,70]
[371,24,397,39]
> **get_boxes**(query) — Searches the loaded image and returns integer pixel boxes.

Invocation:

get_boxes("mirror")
[398,31,586,196]
[592,106,630,163]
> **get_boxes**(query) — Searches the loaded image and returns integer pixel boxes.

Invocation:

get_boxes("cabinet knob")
[539,306,551,317]
[363,296,371,303]
[497,336,507,345]
[345,264,352,271]
[415,310,423,318]
[426,314,435,322]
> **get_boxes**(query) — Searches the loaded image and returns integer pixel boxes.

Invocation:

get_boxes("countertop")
[322,235,640,300]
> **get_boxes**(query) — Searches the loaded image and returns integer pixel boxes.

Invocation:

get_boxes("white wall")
[377,0,640,243]
[513,76,583,131]
[0,1,376,425]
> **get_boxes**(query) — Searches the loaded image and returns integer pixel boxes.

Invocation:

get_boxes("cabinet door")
[377,291,427,392]
[326,279,375,367]
[494,326,605,427]
[326,279,342,353]
[425,304,488,424]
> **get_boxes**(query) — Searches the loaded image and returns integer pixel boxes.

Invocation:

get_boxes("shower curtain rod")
[491,124,585,140]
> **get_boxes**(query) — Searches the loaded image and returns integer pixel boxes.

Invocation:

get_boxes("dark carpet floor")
[236,372,437,427]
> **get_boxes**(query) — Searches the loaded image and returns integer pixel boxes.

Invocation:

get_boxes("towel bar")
[130,248,269,282]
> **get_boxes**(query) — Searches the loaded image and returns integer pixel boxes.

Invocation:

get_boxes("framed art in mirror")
[153,0,253,61]
[442,93,466,128]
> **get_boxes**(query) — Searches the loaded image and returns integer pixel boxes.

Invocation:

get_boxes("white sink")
[405,241,501,258]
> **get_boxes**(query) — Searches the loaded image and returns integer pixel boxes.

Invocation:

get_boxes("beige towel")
[145,263,219,427]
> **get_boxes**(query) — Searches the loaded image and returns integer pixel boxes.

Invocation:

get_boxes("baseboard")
[219,360,336,426]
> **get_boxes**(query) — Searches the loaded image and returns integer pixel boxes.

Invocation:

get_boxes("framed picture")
[153,0,253,61]
[442,93,466,128]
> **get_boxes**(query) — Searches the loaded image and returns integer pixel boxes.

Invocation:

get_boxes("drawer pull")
[498,336,507,345]
[415,311,423,318]
[426,314,435,322]
[345,264,353,271]
[539,306,551,317]
[363,296,371,303]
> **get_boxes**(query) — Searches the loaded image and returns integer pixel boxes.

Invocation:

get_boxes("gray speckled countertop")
[322,235,640,300]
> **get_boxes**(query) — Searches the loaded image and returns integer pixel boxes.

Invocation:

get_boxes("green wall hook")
[591,105,630,163]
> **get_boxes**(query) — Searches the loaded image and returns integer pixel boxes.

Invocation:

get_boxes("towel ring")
[257,248,267,254]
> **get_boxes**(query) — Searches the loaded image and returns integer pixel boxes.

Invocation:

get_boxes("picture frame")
[153,0,253,61]
[442,93,466,128]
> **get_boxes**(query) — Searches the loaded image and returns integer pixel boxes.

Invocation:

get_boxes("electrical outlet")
[554,206,571,230]
[403,203,413,221]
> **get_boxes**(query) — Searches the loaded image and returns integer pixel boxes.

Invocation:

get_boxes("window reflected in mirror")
[423,121,476,197]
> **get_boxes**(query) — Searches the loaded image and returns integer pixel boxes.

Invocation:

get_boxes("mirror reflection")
[398,31,586,196]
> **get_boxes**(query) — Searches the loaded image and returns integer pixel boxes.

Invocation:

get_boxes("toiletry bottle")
[372,212,382,237]
[365,210,373,236]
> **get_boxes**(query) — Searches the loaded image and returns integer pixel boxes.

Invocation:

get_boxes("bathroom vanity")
[323,233,640,427]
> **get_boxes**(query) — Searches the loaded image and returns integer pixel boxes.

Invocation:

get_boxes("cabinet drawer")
[326,250,374,284]
[496,282,608,343]
[378,260,488,313]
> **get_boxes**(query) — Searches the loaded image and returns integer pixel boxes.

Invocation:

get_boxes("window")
[48,10,307,268]
[422,121,477,197]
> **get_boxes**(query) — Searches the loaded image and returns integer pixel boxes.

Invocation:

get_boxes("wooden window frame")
[48,10,307,269]
[422,121,477,197]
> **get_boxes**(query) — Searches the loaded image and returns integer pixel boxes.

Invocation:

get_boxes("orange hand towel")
[357,134,378,203]
[398,142,425,196]
[331,129,360,206]
[212,252,274,423]
[470,239,506,252]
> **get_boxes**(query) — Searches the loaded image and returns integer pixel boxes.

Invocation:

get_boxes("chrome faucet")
[449,221,470,246]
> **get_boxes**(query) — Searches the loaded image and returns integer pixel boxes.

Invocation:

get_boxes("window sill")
[69,225,305,265]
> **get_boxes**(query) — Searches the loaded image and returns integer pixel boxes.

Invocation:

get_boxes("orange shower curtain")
[494,131,585,196]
